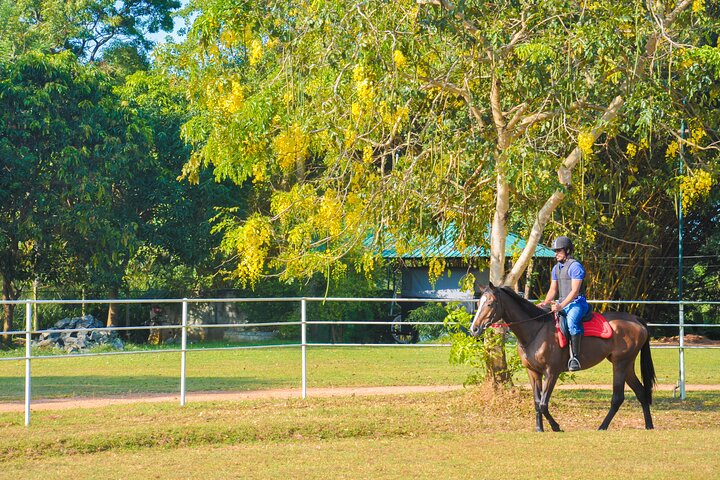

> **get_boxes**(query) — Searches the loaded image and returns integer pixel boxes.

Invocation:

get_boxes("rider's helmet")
[551,236,573,255]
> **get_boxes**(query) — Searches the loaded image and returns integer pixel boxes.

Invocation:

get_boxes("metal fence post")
[679,302,686,399]
[24,302,32,427]
[301,298,307,399]
[180,299,188,406]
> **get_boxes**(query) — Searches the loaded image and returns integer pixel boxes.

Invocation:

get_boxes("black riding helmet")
[551,236,573,255]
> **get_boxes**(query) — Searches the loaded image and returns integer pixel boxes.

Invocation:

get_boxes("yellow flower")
[344,129,357,149]
[351,101,362,121]
[681,170,713,210]
[666,141,679,159]
[275,123,309,173]
[222,81,244,114]
[626,143,637,158]
[249,39,263,66]
[362,145,373,164]
[577,131,594,155]
[393,49,407,69]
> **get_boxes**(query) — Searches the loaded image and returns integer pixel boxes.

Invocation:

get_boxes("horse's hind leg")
[625,367,654,429]
[599,362,627,430]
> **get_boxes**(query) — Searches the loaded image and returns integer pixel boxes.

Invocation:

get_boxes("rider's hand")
[550,302,562,313]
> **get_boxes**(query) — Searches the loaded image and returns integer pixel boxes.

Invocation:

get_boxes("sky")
[146,0,192,46]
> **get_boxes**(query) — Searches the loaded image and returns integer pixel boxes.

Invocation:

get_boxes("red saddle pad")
[556,312,613,348]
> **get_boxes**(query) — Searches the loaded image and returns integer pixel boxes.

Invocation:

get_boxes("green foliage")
[167,0,720,304]
[0,50,149,328]
[407,303,448,341]
[444,304,522,385]
[0,0,181,61]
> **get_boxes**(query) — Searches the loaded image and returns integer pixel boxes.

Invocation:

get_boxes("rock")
[32,315,124,353]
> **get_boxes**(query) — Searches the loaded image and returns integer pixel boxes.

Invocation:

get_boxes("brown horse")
[469,284,656,431]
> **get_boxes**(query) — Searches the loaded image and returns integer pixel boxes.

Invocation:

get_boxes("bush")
[407,303,448,341]
[443,303,523,385]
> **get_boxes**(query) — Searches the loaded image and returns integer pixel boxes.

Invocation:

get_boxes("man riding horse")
[538,236,589,372]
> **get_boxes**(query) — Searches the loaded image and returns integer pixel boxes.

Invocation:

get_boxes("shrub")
[407,303,448,341]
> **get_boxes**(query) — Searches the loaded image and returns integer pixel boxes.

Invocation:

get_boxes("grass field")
[0,344,719,401]
[0,386,719,479]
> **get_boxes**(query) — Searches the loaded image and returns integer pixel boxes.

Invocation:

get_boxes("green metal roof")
[367,225,555,259]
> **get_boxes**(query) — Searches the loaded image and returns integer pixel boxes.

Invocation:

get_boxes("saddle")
[555,311,613,348]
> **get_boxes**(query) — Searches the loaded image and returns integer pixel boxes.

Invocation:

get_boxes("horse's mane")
[498,286,553,322]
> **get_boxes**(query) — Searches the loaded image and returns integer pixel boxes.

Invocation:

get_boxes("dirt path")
[1,383,719,413]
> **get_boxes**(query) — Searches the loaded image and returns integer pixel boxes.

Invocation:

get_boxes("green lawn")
[0,344,718,402]
[0,388,719,479]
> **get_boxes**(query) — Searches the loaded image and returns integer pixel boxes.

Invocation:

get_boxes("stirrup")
[568,356,581,372]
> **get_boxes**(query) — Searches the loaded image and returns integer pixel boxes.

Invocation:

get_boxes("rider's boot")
[568,334,582,372]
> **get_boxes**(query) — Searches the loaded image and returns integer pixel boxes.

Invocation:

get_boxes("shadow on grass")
[553,389,720,411]
[0,375,290,401]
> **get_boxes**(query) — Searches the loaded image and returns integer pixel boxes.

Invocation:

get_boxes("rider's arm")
[556,279,583,309]
[539,279,558,307]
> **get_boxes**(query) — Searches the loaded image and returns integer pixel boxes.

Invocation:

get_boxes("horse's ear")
[473,285,485,299]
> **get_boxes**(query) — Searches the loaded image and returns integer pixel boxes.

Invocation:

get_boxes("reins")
[489,292,554,329]
[491,311,553,328]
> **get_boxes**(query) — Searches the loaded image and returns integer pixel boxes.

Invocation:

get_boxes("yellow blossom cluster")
[626,143,637,158]
[230,215,272,287]
[274,123,309,173]
[358,251,376,278]
[428,257,446,286]
[690,127,706,152]
[222,81,244,114]
[680,170,713,210]
[353,64,375,103]
[352,64,375,122]
[577,131,594,156]
[666,140,680,159]
[626,138,648,159]
[251,162,266,183]
[249,39,263,66]
[344,128,357,149]
[316,191,343,237]
[393,49,407,69]
[362,145,373,164]
[693,0,705,13]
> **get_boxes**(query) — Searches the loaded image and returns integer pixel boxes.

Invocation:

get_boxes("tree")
[171,1,719,379]
[116,66,249,299]
[0,0,180,61]
[0,51,153,335]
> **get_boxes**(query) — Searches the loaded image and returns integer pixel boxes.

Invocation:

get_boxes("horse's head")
[469,283,503,337]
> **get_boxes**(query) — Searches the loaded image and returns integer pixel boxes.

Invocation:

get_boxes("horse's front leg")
[528,369,544,432]
[540,372,562,432]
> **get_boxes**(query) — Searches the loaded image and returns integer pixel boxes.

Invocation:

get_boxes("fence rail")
[1,296,718,426]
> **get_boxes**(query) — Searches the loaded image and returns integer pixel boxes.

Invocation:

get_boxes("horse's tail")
[639,318,657,405]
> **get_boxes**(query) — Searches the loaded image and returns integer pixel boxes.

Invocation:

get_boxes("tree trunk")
[2,277,19,342]
[32,278,39,332]
[106,286,120,327]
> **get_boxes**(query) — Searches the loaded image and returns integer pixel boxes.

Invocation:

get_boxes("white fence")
[1,296,719,427]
